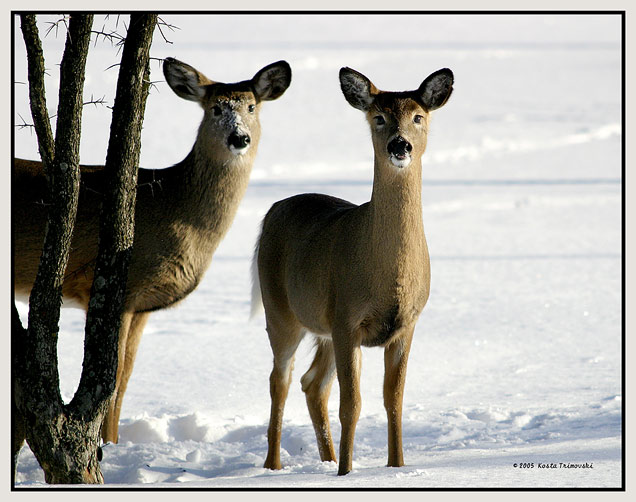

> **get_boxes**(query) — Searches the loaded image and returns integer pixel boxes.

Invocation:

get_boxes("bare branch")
[16,95,108,133]
[156,16,179,44]
[91,25,125,47]
[15,113,34,131]
[84,94,108,108]
[104,13,123,30]
[43,16,69,39]
[147,80,160,94]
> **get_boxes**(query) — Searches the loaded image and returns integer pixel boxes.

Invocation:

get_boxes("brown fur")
[13,57,291,443]
[253,66,453,475]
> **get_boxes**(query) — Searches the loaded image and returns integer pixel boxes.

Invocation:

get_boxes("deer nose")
[387,136,412,159]
[228,131,251,152]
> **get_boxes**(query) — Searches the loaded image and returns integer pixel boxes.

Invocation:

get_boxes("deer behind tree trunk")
[14,57,292,444]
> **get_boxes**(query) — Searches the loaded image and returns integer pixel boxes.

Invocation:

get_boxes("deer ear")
[252,61,292,101]
[163,57,213,103]
[418,68,454,111]
[339,67,377,111]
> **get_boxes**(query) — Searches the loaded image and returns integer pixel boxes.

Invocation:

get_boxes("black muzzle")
[228,131,251,151]
[387,136,412,159]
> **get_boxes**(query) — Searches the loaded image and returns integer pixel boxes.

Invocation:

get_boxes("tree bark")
[71,10,157,436]
[19,15,54,168]
[15,13,96,484]
[13,14,157,484]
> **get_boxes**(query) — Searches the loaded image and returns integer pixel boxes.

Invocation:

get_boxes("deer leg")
[101,311,150,443]
[383,326,415,468]
[332,330,362,476]
[300,338,337,463]
[264,317,303,470]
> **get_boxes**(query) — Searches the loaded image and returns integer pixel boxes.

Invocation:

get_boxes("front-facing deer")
[253,66,453,475]
[14,57,291,444]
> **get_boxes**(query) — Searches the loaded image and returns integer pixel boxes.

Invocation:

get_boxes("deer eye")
[212,105,222,116]
[248,104,256,113]
[373,115,385,126]
[414,115,424,124]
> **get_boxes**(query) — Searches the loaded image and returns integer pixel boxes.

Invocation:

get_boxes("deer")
[252,66,453,475]
[13,57,292,445]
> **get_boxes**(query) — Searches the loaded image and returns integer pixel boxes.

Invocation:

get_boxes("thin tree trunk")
[13,14,157,484]
[70,10,157,436]
[19,14,54,168]
[14,13,96,484]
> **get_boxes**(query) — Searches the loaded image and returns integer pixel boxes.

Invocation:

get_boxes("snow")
[11,13,624,489]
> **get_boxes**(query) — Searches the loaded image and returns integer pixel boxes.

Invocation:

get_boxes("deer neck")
[176,140,254,236]
[366,156,426,274]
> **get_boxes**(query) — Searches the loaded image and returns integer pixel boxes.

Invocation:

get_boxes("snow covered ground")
[12,13,624,488]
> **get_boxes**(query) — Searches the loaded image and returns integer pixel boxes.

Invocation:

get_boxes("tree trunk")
[14,13,96,484]
[69,9,157,456]
[13,13,157,484]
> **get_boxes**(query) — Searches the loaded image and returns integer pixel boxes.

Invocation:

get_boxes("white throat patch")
[390,154,412,169]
